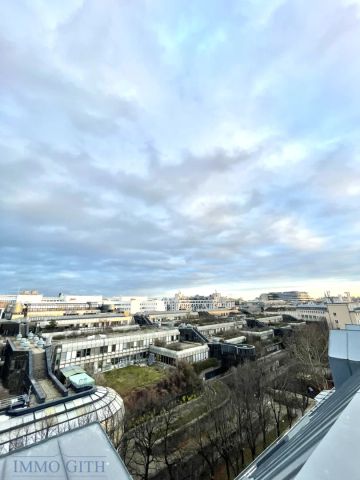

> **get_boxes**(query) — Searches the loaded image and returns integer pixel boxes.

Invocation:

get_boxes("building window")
[100,346,108,354]
[112,344,116,352]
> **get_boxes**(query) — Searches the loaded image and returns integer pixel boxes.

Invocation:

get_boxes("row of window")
[75,341,145,358]
[61,335,179,361]
[299,310,326,314]
[62,333,179,348]
[300,314,326,319]
[23,304,97,311]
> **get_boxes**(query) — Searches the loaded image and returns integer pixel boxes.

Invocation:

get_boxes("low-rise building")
[145,311,199,325]
[241,328,274,341]
[259,291,312,303]
[224,335,246,344]
[163,292,236,312]
[52,328,180,373]
[294,304,329,322]
[197,321,243,337]
[3,301,101,320]
[35,313,133,330]
[206,308,238,317]
[104,296,166,314]
[270,302,360,329]
[256,315,283,324]
[263,304,330,324]
[149,342,209,365]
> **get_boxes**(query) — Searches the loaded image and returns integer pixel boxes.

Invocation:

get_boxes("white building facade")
[53,328,180,373]
[327,303,360,329]
[163,292,236,312]
[149,343,209,366]
[104,296,166,314]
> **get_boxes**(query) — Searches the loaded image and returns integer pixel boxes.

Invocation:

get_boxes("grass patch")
[101,365,167,397]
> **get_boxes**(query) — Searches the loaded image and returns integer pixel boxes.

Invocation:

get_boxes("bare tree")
[252,363,272,450]
[160,399,184,480]
[267,371,290,437]
[189,384,232,480]
[285,322,329,391]
[207,403,236,480]
[229,389,247,472]
[232,362,262,460]
[132,413,160,480]
[191,418,217,480]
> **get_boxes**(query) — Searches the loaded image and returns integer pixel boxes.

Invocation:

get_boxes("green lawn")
[102,365,167,397]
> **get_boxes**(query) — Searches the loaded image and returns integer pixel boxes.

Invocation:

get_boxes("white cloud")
[0,0,360,296]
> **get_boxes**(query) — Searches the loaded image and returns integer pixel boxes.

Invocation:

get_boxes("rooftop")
[184,316,238,326]
[0,422,132,479]
[165,342,203,351]
[51,326,175,344]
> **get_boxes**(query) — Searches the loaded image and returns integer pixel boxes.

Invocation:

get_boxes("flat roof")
[189,317,238,325]
[10,338,44,353]
[53,327,179,344]
[165,342,203,351]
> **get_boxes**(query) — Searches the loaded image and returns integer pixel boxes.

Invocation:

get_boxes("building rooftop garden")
[177,315,242,326]
[215,328,246,340]
[163,342,202,351]
[242,326,274,332]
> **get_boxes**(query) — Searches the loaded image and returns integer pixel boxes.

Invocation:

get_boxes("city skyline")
[1,1,360,296]
[1,283,359,302]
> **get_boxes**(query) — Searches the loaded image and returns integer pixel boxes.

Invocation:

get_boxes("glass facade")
[0,387,124,454]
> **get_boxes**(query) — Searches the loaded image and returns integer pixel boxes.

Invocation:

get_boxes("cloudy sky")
[1,0,360,299]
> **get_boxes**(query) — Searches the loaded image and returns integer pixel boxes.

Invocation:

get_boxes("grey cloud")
[1,0,360,296]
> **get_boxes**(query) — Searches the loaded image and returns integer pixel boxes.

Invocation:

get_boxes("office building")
[149,342,209,366]
[163,292,236,312]
[52,328,181,373]
[103,296,166,314]
[260,291,312,303]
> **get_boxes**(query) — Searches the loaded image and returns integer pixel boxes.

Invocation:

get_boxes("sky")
[1,0,360,299]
